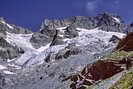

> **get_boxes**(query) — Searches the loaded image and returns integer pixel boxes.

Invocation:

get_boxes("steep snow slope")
[5,32,52,66]
[74,28,124,45]
[6,32,34,51]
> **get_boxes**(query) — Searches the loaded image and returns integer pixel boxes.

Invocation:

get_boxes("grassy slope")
[109,70,133,89]
[104,51,133,89]
[105,51,132,59]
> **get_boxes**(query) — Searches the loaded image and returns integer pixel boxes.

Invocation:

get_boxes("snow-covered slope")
[4,27,125,68]
[6,32,33,51]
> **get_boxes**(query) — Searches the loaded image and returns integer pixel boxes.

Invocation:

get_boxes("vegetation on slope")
[106,50,133,59]
[109,71,133,89]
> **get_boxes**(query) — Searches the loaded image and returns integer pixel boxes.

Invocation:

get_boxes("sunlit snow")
[75,28,125,45]
[0,20,14,29]
[56,26,67,30]
[3,70,16,74]
[6,32,34,51]
[0,65,7,70]
[112,17,121,23]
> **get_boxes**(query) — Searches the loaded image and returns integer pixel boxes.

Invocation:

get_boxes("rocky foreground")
[0,12,133,89]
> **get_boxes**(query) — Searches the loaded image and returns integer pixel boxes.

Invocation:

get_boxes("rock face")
[0,18,30,61]
[116,32,133,51]
[10,24,32,34]
[39,12,125,32]
[30,32,51,48]
[109,35,121,43]
[69,60,124,89]
[0,37,24,61]
[40,13,123,31]
[0,73,5,89]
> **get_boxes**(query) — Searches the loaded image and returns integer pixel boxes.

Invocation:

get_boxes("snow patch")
[77,27,125,39]
[0,65,7,70]
[112,17,121,23]
[6,24,14,29]
[56,26,67,30]
[6,32,34,51]
[63,38,71,42]
[3,70,16,74]
[7,58,17,63]
[57,26,68,38]
[0,20,6,24]
[58,34,64,37]
[37,43,51,52]
[8,64,21,69]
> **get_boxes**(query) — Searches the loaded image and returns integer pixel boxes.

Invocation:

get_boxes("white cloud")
[114,0,119,5]
[86,0,98,12]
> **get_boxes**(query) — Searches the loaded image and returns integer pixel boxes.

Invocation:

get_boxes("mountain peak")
[0,17,6,24]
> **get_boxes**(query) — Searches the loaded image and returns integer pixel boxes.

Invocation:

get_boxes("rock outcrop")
[0,17,32,38]
[0,37,24,61]
[116,32,133,51]
[69,60,124,89]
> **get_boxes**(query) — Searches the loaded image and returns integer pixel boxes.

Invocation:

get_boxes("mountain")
[0,12,133,89]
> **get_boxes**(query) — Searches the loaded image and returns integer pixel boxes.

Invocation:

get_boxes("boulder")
[109,35,121,43]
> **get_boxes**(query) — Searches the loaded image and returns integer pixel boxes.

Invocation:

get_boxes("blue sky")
[0,0,133,31]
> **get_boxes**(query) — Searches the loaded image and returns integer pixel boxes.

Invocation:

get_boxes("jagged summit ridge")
[30,12,128,49]
[40,12,122,31]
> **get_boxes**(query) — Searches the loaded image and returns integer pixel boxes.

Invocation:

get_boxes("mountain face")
[0,13,133,89]
[30,12,132,48]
